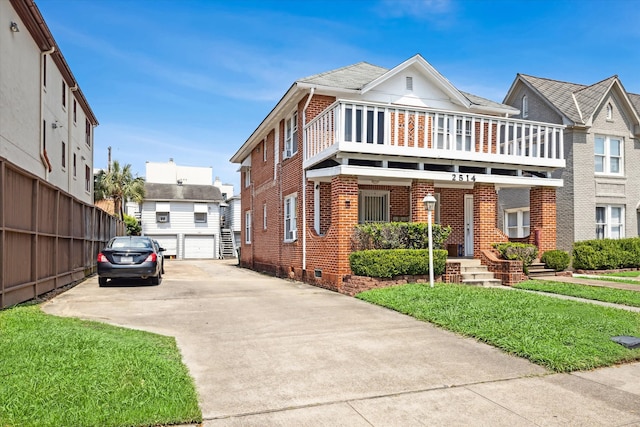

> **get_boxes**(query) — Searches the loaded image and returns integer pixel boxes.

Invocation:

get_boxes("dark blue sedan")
[97,236,162,286]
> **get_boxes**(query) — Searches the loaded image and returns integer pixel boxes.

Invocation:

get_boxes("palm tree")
[95,160,145,220]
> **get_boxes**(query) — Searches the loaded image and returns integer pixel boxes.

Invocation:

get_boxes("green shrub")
[351,222,452,251]
[541,250,570,271]
[573,237,640,270]
[493,242,538,274]
[123,213,141,236]
[349,249,447,278]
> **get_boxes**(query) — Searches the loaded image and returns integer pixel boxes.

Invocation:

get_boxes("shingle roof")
[519,74,628,125]
[144,183,222,202]
[298,62,388,90]
[298,61,516,112]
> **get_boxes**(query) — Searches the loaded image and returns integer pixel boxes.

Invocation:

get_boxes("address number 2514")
[452,174,476,182]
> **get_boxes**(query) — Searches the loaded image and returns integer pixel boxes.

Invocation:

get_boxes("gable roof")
[232,54,519,163]
[509,74,640,127]
[144,183,222,202]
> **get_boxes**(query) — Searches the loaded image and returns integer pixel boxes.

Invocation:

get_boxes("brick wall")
[529,186,557,255]
[473,184,508,256]
[410,180,435,222]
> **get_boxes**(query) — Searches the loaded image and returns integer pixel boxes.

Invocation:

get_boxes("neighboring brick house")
[502,75,640,251]
[230,54,565,292]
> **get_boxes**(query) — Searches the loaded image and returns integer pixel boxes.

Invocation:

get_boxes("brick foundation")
[480,249,526,286]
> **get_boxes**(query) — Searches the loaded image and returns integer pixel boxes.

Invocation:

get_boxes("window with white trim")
[344,106,385,144]
[244,169,251,188]
[284,111,298,158]
[194,203,208,223]
[263,203,267,230]
[596,205,624,239]
[522,95,529,118]
[504,208,530,238]
[284,194,297,241]
[263,138,267,162]
[595,135,623,175]
[606,103,613,120]
[358,190,389,223]
[433,193,441,224]
[245,210,252,244]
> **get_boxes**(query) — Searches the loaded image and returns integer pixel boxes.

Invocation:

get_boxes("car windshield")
[110,237,152,249]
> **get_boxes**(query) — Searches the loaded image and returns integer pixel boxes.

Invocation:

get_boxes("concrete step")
[528,269,557,278]
[461,272,495,280]
[462,278,503,287]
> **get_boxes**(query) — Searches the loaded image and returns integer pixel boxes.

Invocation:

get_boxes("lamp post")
[423,194,437,288]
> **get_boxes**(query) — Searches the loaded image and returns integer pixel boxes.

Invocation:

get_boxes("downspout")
[69,85,78,193]
[40,46,55,178]
[301,87,315,273]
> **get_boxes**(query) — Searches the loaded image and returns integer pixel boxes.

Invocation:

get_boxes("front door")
[464,195,474,256]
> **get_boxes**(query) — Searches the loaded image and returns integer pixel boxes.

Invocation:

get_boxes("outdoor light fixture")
[10,21,19,32]
[423,193,437,288]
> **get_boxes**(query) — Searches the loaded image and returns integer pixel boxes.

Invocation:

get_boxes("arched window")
[606,103,613,120]
[522,95,529,118]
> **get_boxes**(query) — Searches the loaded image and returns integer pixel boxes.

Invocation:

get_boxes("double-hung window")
[595,135,623,175]
[596,205,624,239]
[504,208,530,238]
[284,111,298,158]
[284,194,297,241]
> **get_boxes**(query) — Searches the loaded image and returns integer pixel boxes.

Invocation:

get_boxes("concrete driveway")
[43,260,640,426]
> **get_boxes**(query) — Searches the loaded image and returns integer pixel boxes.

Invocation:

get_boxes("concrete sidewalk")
[43,260,640,426]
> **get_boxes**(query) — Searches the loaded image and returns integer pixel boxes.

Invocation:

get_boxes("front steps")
[527,261,556,278]
[449,258,502,287]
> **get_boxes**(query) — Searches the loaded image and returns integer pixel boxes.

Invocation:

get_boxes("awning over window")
[156,202,170,212]
[194,203,208,213]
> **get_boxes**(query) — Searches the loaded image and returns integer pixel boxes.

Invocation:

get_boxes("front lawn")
[357,283,640,372]
[600,271,640,278]
[573,275,640,285]
[0,305,201,427]
[516,280,640,308]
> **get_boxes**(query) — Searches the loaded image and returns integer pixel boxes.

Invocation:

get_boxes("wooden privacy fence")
[0,158,125,308]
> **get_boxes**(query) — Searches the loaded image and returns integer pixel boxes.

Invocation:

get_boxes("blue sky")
[36,0,640,194]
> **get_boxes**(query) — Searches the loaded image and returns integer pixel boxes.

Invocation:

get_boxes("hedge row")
[573,237,640,270]
[351,222,452,251]
[349,249,447,278]
[493,242,538,273]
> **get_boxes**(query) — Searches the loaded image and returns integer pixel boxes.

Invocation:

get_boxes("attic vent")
[406,76,413,91]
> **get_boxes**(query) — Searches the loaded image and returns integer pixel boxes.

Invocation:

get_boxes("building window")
[358,190,389,223]
[42,120,46,150]
[85,119,91,146]
[284,111,298,158]
[596,205,624,239]
[73,100,77,123]
[263,139,267,162]
[73,153,77,177]
[406,76,413,91]
[156,212,170,223]
[245,211,252,244]
[504,208,530,238]
[62,81,66,108]
[595,135,623,175]
[194,203,208,223]
[263,203,267,230]
[344,106,384,144]
[85,165,90,192]
[284,194,297,241]
[606,103,613,120]
[522,95,528,118]
[244,169,251,188]
[43,56,47,87]
[194,213,207,223]
[61,141,66,168]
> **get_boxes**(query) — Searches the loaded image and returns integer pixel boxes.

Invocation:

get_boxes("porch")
[304,100,565,176]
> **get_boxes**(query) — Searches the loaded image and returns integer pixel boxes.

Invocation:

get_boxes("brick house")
[230,55,565,292]
[502,75,640,250]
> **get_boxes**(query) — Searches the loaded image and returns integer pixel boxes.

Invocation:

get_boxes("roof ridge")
[573,75,618,94]
[519,73,587,89]
[298,61,387,82]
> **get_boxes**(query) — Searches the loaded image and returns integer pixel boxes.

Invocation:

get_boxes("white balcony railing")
[304,100,565,169]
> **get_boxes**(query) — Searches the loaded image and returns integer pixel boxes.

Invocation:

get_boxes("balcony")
[304,100,565,173]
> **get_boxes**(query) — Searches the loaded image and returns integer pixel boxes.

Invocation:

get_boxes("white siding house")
[142,183,223,259]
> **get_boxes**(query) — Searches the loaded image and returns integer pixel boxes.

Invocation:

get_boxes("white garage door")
[148,235,178,257]
[184,235,215,259]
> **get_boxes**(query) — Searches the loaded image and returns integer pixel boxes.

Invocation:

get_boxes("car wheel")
[98,277,107,287]
[150,274,160,285]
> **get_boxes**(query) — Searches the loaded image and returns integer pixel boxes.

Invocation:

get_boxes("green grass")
[599,271,640,278]
[516,280,640,308]
[574,275,640,285]
[357,283,640,372]
[0,305,201,427]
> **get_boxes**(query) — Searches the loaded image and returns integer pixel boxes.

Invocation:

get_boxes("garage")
[148,235,178,257]
[184,235,215,259]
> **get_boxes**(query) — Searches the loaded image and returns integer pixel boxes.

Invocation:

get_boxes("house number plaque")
[451,174,476,182]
